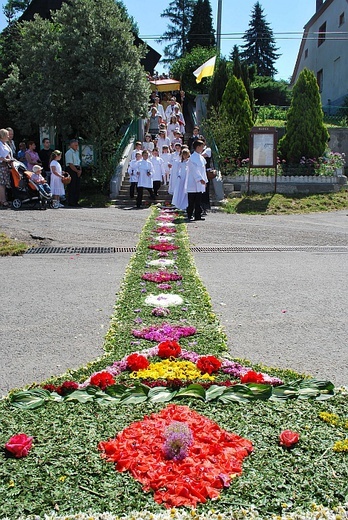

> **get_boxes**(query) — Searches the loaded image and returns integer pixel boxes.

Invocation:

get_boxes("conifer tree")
[241,2,280,77]
[207,57,230,112]
[186,0,215,52]
[157,0,196,65]
[230,45,255,117]
[221,75,254,157]
[278,68,329,163]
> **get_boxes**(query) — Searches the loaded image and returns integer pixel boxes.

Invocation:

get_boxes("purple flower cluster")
[163,421,193,461]
[151,307,171,317]
[132,323,197,342]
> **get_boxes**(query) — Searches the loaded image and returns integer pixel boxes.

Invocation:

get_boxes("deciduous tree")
[1,0,149,149]
[170,46,214,93]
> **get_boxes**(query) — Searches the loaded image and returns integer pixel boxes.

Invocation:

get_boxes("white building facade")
[291,0,348,111]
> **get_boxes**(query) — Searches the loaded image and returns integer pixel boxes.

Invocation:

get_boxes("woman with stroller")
[49,150,66,208]
[0,128,13,208]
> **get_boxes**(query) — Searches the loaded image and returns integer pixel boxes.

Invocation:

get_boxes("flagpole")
[216,0,222,55]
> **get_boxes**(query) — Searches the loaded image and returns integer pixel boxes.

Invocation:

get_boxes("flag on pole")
[193,56,216,84]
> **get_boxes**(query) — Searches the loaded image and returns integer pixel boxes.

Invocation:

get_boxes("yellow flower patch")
[130,359,215,381]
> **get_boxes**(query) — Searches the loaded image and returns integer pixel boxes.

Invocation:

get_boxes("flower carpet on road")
[0,206,347,520]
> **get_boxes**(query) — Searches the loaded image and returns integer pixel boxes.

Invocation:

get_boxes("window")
[339,12,345,26]
[305,49,308,58]
[318,21,326,46]
[317,69,323,92]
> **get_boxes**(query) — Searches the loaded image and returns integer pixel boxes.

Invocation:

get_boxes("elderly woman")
[0,128,13,207]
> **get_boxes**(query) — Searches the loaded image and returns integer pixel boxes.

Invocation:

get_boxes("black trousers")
[136,186,155,207]
[153,180,161,196]
[130,182,137,198]
[187,192,202,220]
[66,166,81,206]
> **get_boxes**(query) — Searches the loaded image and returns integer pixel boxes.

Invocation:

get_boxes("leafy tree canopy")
[252,76,292,106]
[186,0,215,53]
[241,1,280,77]
[170,46,215,94]
[157,0,196,66]
[1,0,149,147]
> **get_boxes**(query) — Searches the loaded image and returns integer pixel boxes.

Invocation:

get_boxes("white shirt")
[157,137,171,156]
[185,151,207,193]
[128,158,141,183]
[161,153,172,173]
[165,103,178,122]
[0,141,12,160]
[150,156,165,182]
[137,158,154,188]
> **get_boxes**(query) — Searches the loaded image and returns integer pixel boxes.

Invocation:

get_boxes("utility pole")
[216,0,222,55]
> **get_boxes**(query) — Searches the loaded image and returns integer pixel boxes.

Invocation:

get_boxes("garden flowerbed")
[0,207,347,520]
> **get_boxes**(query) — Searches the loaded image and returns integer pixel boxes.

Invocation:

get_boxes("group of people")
[127,124,214,221]
[0,127,82,208]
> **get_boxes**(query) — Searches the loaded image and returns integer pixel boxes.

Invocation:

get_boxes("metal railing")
[112,119,139,168]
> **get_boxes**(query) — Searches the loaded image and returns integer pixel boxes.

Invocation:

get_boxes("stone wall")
[223,174,347,195]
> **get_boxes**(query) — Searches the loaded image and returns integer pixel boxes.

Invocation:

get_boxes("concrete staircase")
[112,177,172,208]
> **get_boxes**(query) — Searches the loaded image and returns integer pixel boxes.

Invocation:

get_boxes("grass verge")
[0,208,347,519]
[0,232,28,256]
[223,191,348,214]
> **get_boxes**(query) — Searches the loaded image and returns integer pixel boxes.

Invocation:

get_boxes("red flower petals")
[279,429,300,448]
[240,370,265,384]
[149,244,179,252]
[5,433,33,458]
[197,355,222,375]
[90,371,115,390]
[158,340,182,358]
[126,353,149,372]
[98,404,253,508]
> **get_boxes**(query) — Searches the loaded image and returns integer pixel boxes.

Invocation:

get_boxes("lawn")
[223,191,348,214]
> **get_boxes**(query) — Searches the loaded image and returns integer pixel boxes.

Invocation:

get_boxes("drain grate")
[25,245,348,255]
[190,245,348,253]
[25,246,136,254]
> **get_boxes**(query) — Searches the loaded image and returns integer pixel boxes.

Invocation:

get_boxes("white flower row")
[4,503,347,520]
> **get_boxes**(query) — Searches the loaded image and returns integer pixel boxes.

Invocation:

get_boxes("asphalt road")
[0,205,347,396]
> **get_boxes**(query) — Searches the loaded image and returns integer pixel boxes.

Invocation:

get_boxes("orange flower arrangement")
[98,404,253,508]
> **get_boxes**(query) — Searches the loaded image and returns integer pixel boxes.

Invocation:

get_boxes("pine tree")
[278,69,329,163]
[221,75,254,157]
[186,0,215,53]
[157,0,196,66]
[241,2,280,77]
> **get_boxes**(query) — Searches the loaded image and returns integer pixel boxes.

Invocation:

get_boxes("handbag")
[61,173,71,185]
[207,169,217,181]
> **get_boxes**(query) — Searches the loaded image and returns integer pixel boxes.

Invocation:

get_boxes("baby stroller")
[9,160,55,210]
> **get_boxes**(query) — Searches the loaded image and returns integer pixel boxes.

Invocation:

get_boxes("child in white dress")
[161,145,172,185]
[49,150,65,208]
